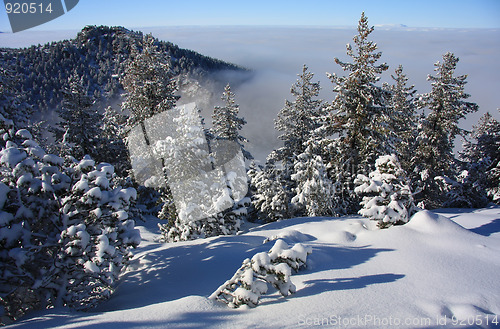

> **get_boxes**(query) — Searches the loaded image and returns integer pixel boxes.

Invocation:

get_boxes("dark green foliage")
[413,52,479,209]
[0,25,245,116]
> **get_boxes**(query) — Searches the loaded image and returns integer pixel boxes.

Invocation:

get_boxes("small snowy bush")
[249,163,289,222]
[0,124,69,323]
[0,125,140,323]
[355,155,416,228]
[291,147,335,217]
[159,198,248,242]
[56,157,140,309]
[210,239,312,308]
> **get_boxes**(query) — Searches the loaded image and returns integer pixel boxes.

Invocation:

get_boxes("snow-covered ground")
[8,207,500,328]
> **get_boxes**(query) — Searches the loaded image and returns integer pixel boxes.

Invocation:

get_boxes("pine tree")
[413,52,478,208]
[322,12,389,214]
[53,72,102,160]
[0,121,139,322]
[487,161,500,203]
[55,157,140,309]
[120,33,179,225]
[461,111,500,204]
[100,106,130,176]
[157,105,246,241]
[355,155,415,228]
[250,160,289,222]
[121,33,179,128]
[0,66,32,129]
[291,141,336,217]
[275,64,324,172]
[0,124,68,323]
[384,65,418,173]
[213,84,252,160]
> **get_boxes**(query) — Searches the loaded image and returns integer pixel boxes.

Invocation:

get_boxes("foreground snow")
[9,208,500,328]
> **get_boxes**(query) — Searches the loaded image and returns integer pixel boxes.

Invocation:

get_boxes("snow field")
[8,207,500,328]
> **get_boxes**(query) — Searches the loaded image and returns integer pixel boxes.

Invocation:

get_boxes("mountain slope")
[0,25,247,117]
[9,207,500,329]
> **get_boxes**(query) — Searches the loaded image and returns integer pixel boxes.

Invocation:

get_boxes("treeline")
[249,13,500,227]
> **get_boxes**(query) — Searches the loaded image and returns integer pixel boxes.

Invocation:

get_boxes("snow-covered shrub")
[55,156,140,309]
[0,125,69,323]
[0,125,140,322]
[355,155,415,228]
[210,239,312,308]
[249,162,289,222]
[159,197,249,242]
[486,160,500,203]
[436,171,489,208]
[291,145,335,217]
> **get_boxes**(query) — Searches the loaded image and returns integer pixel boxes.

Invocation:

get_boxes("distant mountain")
[0,25,247,115]
[373,24,408,29]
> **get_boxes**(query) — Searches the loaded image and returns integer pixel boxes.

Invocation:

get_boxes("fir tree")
[322,12,389,214]
[250,160,289,222]
[53,72,102,160]
[413,52,478,208]
[384,65,418,173]
[212,84,252,160]
[291,140,336,217]
[121,33,179,129]
[355,155,415,228]
[275,64,324,173]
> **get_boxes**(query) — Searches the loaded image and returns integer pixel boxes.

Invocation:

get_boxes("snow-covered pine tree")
[355,154,415,228]
[210,239,312,308]
[120,33,179,224]
[212,84,252,160]
[157,105,245,241]
[0,121,69,323]
[322,12,390,214]
[291,140,336,217]
[437,170,488,208]
[52,72,103,160]
[101,106,130,176]
[413,52,479,209]
[461,111,500,204]
[211,84,252,231]
[487,160,500,203]
[250,160,289,222]
[55,156,140,309]
[0,66,32,130]
[275,64,324,175]
[121,33,179,129]
[384,65,419,173]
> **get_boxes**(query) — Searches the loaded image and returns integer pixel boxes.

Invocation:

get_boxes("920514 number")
[5,2,53,14]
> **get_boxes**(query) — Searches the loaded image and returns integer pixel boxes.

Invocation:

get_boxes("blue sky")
[1,0,500,32]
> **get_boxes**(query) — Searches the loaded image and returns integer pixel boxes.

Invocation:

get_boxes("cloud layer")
[145,26,500,162]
